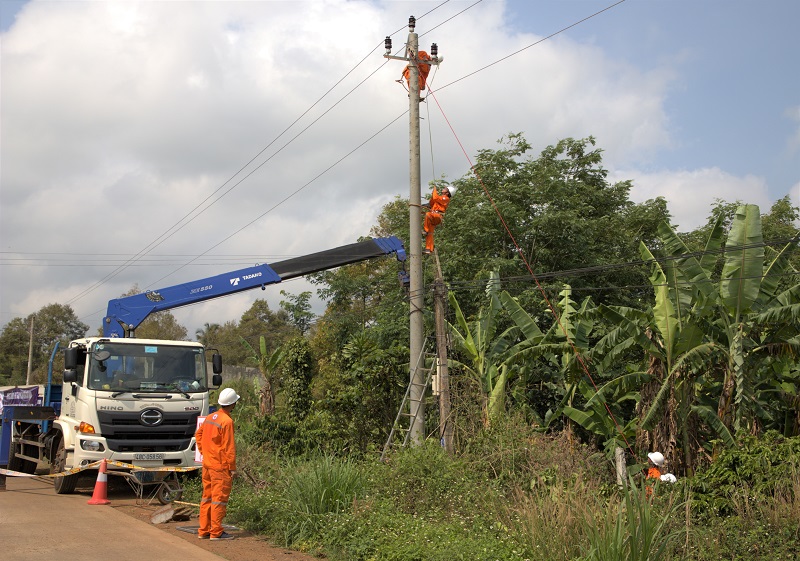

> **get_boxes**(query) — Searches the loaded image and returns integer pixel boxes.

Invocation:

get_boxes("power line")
[57,2,460,310]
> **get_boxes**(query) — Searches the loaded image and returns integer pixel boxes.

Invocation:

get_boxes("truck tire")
[8,443,37,474]
[51,437,78,494]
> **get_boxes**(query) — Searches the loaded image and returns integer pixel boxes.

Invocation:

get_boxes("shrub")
[689,431,800,518]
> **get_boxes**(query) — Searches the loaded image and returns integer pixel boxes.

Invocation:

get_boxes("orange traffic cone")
[87,459,111,505]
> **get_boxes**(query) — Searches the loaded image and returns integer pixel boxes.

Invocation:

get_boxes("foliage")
[0,303,88,384]
[215,406,800,561]
[688,431,800,517]
[438,134,670,319]
[241,335,284,416]
[279,290,315,334]
[578,478,684,561]
[279,454,366,546]
[282,338,314,421]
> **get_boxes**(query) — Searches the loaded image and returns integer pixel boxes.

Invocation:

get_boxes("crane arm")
[103,236,406,338]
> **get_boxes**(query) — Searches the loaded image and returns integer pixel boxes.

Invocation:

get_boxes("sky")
[1,0,798,339]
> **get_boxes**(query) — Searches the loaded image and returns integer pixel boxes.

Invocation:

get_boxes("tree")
[195,322,221,346]
[282,338,314,421]
[238,299,296,357]
[279,290,315,335]
[135,312,188,341]
[0,303,88,385]
[438,134,671,318]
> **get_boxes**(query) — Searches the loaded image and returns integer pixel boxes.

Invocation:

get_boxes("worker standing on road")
[422,183,453,255]
[196,387,240,541]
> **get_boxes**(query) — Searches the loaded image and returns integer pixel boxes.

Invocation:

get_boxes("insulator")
[430,43,438,57]
[408,15,416,31]
[385,36,392,53]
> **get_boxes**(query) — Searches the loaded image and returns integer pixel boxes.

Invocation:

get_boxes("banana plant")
[712,205,800,434]
[593,216,725,473]
[241,335,284,416]
[447,272,520,427]
[562,375,642,458]
[499,285,596,427]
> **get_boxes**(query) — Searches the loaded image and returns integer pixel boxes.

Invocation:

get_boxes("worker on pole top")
[403,50,432,98]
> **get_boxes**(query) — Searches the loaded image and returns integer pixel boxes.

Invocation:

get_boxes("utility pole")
[384,17,442,444]
[432,256,453,453]
[26,315,34,385]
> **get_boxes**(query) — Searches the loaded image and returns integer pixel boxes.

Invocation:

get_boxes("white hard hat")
[446,186,456,196]
[648,452,665,466]
[218,388,241,406]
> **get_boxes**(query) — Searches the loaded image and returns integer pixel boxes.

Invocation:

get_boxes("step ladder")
[380,350,435,462]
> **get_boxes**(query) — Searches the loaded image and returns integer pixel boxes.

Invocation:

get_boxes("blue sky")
[1,0,798,335]
[505,0,799,194]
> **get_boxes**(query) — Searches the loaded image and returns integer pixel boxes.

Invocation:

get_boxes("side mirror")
[212,374,222,387]
[64,348,78,370]
[212,354,222,374]
[63,370,77,383]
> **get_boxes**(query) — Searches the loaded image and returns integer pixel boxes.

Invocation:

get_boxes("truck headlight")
[80,440,105,452]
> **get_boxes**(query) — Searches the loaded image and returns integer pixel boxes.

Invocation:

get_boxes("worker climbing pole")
[383,16,442,445]
[422,182,454,255]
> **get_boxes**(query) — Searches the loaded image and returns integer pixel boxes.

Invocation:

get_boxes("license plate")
[133,453,164,460]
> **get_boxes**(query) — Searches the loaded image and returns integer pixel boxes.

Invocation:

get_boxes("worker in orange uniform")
[645,451,664,496]
[422,184,453,255]
[402,50,432,100]
[196,387,240,540]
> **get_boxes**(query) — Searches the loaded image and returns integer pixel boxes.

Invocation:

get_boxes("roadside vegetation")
[4,134,798,559]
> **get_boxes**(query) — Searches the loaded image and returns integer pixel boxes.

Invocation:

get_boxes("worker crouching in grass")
[195,388,240,540]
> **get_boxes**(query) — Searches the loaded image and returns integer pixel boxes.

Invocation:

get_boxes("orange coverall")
[646,466,661,496]
[195,408,236,539]
[403,50,432,92]
[423,187,451,253]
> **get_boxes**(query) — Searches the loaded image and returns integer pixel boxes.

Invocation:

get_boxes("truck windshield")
[87,342,208,393]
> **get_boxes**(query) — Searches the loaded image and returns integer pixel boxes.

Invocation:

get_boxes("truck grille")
[97,410,199,453]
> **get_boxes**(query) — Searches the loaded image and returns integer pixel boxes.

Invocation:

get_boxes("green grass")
[197,401,800,561]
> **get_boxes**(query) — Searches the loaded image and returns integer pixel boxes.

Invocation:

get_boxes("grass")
[184,408,800,561]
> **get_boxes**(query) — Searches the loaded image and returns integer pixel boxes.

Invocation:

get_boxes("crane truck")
[1,236,406,493]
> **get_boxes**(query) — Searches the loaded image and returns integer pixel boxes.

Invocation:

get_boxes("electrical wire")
[59,1,459,309]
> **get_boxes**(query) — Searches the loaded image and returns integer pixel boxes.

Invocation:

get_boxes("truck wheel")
[8,443,37,474]
[52,437,78,494]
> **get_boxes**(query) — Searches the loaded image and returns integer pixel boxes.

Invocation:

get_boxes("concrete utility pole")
[26,316,34,385]
[433,256,453,453]
[384,17,442,444]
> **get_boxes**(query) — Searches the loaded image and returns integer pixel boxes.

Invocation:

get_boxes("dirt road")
[0,473,319,561]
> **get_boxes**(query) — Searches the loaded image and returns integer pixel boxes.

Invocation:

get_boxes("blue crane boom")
[103,236,407,338]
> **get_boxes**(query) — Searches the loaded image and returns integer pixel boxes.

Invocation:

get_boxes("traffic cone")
[87,459,111,505]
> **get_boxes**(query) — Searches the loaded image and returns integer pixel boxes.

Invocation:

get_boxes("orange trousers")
[199,467,232,538]
[424,212,443,252]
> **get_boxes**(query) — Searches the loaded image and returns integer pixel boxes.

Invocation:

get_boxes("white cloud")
[619,167,772,231]
[0,1,792,336]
